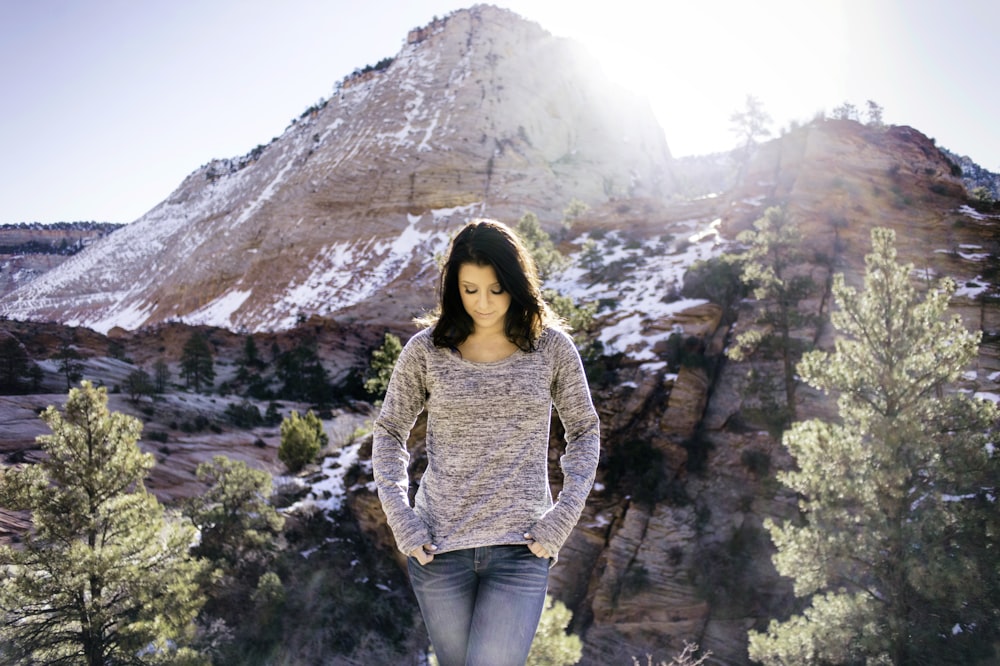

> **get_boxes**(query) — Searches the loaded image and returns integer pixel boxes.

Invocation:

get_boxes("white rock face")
[0,5,673,334]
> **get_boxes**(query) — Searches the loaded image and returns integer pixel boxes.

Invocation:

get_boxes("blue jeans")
[408,545,550,666]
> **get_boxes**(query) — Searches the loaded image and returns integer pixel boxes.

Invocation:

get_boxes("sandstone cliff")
[346,118,1000,664]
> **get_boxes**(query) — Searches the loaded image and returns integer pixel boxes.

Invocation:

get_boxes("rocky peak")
[941,146,1000,199]
[0,4,672,335]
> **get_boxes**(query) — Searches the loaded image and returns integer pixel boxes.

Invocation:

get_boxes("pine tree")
[153,358,170,393]
[124,367,154,404]
[748,228,1000,664]
[729,94,772,178]
[0,335,31,393]
[364,332,402,400]
[183,456,284,632]
[516,211,568,281]
[235,335,269,397]
[275,340,331,403]
[0,381,208,665]
[578,238,603,275]
[561,198,589,234]
[832,101,860,121]
[56,338,85,390]
[526,595,583,666]
[727,206,818,420]
[866,99,885,128]
[180,330,215,392]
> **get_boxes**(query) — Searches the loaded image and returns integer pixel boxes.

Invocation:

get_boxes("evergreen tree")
[56,339,85,390]
[832,100,860,121]
[183,456,284,631]
[578,238,603,276]
[124,367,154,404]
[561,198,589,235]
[516,211,568,281]
[364,332,402,400]
[866,99,885,127]
[0,381,208,665]
[0,335,31,393]
[526,595,583,666]
[727,206,818,420]
[181,331,215,392]
[275,341,331,404]
[238,335,265,373]
[543,288,597,350]
[729,94,772,174]
[264,401,282,426]
[153,358,170,393]
[748,228,1000,665]
[278,410,327,473]
[235,335,269,397]
[107,338,126,360]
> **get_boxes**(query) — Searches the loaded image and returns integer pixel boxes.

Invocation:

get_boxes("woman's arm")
[371,334,434,555]
[529,330,601,556]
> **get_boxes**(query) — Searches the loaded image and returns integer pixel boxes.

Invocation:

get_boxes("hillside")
[2,6,1000,665]
[0,5,673,334]
[0,222,121,299]
[4,116,999,664]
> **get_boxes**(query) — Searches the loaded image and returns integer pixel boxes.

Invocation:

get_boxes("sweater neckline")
[447,345,524,368]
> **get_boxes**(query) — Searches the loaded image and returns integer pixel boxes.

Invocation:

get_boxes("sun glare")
[522,0,851,157]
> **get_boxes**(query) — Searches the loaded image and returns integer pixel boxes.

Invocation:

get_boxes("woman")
[372,218,600,665]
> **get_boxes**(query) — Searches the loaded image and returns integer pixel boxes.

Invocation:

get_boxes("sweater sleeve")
[371,332,433,555]
[528,330,601,556]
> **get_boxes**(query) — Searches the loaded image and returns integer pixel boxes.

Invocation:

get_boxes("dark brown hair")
[430,218,554,351]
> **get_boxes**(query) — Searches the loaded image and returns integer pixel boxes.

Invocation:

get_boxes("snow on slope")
[550,217,723,363]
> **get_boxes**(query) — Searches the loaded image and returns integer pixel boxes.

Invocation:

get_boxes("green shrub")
[225,399,264,428]
[526,595,583,666]
[364,332,402,400]
[604,439,670,506]
[682,256,743,313]
[740,449,771,477]
[279,410,327,473]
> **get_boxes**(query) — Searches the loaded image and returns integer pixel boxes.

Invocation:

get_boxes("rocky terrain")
[3,5,1000,665]
[0,222,120,300]
[5,115,998,663]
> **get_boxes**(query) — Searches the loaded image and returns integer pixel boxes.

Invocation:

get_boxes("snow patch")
[285,440,363,516]
[186,289,254,329]
[548,218,722,361]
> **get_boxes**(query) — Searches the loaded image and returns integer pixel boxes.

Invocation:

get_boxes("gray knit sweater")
[372,326,600,560]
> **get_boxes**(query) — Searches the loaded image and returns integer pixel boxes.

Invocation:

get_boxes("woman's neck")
[457,328,519,363]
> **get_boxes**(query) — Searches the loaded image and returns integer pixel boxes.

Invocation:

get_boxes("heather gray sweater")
[372,326,600,560]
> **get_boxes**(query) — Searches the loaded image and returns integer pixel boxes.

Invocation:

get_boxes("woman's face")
[458,262,511,334]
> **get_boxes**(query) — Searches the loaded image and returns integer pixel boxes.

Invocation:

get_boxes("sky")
[1,0,997,225]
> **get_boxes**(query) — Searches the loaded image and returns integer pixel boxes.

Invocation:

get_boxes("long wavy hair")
[429,218,555,352]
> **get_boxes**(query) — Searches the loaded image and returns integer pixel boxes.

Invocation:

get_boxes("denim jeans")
[408,545,550,666]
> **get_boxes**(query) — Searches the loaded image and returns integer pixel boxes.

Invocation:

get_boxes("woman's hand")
[409,543,437,565]
[524,533,551,559]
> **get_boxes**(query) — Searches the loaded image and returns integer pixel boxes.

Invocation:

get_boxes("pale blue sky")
[1,0,997,224]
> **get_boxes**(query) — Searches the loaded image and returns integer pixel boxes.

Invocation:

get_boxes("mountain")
[0,4,673,333]
[4,5,1000,665]
[942,147,1000,199]
[0,222,121,300]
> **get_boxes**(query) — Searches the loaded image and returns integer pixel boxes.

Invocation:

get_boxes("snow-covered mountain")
[0,5,674,334]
